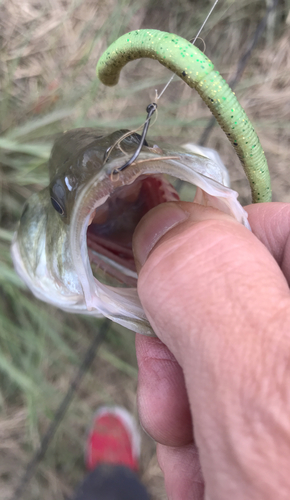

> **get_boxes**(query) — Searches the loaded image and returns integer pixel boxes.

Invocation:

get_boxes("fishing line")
[113,0,219,173]
[103,105,158,168]
[10,320,109,500]
[190,36,206,53]
[104,121,146,164]
[112,102,157,174]
[156,0,219,101]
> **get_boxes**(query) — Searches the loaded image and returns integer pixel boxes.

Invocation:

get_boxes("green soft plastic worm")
[96,29,271,203]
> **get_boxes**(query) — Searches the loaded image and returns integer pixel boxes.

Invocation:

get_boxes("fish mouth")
[68,147,249,334]
[11,136,250,336]
[86,173,179,288]
[70,150,185,330]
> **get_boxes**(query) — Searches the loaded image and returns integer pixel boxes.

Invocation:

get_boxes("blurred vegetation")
[0,0,290,498]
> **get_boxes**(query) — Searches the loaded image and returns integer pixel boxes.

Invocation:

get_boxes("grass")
[0,0,290,498]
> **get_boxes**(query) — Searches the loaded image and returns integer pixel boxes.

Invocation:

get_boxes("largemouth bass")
[11,128,249,336]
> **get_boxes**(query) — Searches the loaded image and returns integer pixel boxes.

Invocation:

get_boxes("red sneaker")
[85,406,141,472]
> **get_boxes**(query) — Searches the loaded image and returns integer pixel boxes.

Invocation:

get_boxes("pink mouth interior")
[87,174,179,287]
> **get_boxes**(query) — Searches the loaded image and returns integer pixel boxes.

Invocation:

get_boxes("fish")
[11,128,250,336]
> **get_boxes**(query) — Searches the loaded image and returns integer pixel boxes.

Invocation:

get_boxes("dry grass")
[1,0,290,499]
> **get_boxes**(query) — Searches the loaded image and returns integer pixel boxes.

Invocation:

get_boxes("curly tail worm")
[96,29,271,203]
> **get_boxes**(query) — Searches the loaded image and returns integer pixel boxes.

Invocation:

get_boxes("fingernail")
[133,203,189,269]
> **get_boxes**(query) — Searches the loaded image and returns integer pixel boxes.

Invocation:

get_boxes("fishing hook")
[112,102,157,175]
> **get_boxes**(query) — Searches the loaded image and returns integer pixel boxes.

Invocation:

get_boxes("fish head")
[11,128,250,336]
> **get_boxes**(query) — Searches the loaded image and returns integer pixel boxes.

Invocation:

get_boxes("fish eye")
[50,196,65,215]
[50,178,67,217]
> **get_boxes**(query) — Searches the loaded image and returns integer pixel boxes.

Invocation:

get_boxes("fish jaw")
[11,140,250,336]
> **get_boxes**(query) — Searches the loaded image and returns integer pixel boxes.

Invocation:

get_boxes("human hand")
[133,201,290,500]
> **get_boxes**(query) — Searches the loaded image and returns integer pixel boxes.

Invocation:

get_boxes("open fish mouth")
[11,129,250,336]
[87,173,179,288]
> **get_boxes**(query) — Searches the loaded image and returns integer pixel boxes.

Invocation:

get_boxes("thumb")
[132,201,289,360]
[133,201,290,500]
